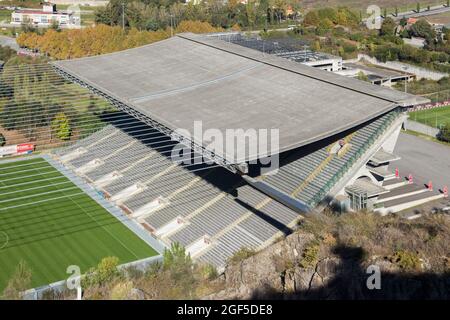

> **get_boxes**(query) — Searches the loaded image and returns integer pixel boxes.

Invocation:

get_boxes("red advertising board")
[0,143,34,157]
[17,143,35,153]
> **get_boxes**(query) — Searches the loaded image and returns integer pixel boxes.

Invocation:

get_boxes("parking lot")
[388,132,450,213]
[390,132,450,191]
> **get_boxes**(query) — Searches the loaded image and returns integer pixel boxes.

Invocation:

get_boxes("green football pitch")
[408,106,450,129]
[0,157,157,291]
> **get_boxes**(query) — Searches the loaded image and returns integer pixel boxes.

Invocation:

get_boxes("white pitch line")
[0,192,86,211]
[0,181,73,197]
[0,176,67,190]
[0,171,63,183]
[64,194,141,260]
[0,186,79,204]
[0,165,55,177]
[0,159,48,170]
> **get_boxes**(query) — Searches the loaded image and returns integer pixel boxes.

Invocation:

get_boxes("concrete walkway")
[0,35,19,51]
[389,132,450,192]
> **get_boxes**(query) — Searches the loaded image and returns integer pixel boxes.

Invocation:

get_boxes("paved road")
[0,35,19,51]
[389,132,450,191]
[363,5,450,23]
[393,5,450,21]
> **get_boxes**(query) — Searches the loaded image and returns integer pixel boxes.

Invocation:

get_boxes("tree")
[0,100,21,130]
[443,27,450,41]
[110,281,134,300]
[163,242,192,281]
[175,20,221,34]
[438,123,450,142]
[0,133,5,146]
[303,10,319,26]
[336,10,348,26]
[16,24,170,59]
[410,19,436,41]
[94,0,132,27]
[20,18,36,33]
[399,17,408,27]
[317,18,333,34]
[400,28,410,39]
[2,260,32,300]
[83,256,122,288]
[356,71,369,82]
[50,19,60,31]
[0,45,16,63]
[380,17,396,36]
[51,112,72,141]
[317,7,337,23]
[312,40,321,51]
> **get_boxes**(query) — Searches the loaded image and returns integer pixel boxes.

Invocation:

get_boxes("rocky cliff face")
[205,230,450,300]
[206,233,315,299]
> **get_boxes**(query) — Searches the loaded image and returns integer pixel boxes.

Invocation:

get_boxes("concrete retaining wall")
[346,54,447,81]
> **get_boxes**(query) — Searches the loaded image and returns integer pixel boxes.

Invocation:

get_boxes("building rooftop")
[346,178,389,197]
[211,33,340,63]
[52,33,428,164]
[14,9,68,15]
[344,63,414,79]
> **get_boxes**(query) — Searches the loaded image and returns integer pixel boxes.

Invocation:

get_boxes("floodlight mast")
[122,2,125,30]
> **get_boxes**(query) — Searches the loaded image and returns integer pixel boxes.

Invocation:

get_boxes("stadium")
[0,33,429,291]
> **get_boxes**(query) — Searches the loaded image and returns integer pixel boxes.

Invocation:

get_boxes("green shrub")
[228,247,256,264]
[390,250,421,271]
[82,256,122,288]
[299,241,320,269]
[163,242,192,281]
[438,124,450,142]
[199,264,218,280]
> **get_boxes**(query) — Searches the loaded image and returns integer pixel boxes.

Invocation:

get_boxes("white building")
[11,3,80,28]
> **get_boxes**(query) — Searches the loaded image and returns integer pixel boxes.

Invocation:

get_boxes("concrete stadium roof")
[52,33,428,164]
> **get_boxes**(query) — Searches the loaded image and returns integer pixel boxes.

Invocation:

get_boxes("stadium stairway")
[374,179,445,215]
[257,110,401,209]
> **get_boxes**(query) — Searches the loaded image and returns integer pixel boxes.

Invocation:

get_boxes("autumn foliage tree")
[16,21,224,60]
[175,20,223,34]
[17,25,169,59]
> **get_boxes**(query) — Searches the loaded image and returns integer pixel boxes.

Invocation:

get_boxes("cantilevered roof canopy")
[52,33,428,164]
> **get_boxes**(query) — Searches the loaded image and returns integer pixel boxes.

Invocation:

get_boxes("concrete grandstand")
[31,33,434,269]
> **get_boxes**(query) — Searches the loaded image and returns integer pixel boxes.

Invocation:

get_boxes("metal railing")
[308,110,401,207]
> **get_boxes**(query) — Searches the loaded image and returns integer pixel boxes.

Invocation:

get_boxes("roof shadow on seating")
[248,111,391,178]
[234,197,293,237]
[102,111,246,194]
